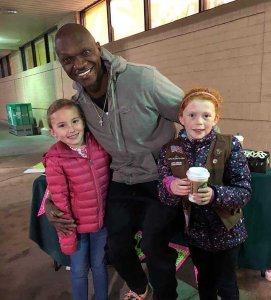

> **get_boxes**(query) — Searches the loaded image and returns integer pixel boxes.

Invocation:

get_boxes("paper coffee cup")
[186,167,210,202]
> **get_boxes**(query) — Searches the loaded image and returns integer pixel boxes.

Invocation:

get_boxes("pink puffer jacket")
[42,132,110,255]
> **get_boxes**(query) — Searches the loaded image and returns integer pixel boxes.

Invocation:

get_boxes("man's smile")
[76,66,94,78]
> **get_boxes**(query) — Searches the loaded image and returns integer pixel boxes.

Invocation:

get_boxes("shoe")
[265,270,271,281]
[124,284,153,300]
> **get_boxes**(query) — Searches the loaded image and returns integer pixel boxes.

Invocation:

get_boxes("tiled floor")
[0,122,270,300]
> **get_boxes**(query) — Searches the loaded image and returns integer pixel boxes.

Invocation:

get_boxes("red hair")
[179,87,222,119]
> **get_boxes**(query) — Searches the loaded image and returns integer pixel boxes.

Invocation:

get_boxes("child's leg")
[215,245,240,300]
[90,227,108,300]
[70,233,90,300]
[189,245,217,300]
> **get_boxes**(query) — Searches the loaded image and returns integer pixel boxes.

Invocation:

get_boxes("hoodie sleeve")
[152,69,184,122]
[210,137,252,212]
[44,156,77,255]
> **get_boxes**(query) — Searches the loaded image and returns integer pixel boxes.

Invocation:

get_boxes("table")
[29,170,271,271]
[239,169,271,270]
[29,175,70,267]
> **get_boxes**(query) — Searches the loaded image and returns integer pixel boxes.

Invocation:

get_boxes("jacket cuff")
[208,185,217,205]
[58,233,78,255]
[163,176,177,195]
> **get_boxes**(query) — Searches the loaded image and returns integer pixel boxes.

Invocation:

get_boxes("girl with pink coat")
[43,99,110,300]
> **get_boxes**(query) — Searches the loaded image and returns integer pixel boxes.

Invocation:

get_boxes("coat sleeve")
[210,137,252,212]
[151,69,184,122]
[157,145,182,206]
[44,156,77,255]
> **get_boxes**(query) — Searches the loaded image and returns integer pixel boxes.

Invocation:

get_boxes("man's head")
[55,23,104,93]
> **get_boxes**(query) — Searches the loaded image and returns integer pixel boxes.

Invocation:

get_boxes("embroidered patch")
[171,161,183,166]
[171,145,183,153]
[168,156,185,161]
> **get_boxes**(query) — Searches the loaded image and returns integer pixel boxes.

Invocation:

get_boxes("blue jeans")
[70,227,108,300]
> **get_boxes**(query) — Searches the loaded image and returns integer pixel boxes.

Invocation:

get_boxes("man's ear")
[96,42,101,53]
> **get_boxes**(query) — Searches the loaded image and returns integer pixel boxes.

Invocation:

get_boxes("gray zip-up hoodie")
[72,48,184,184]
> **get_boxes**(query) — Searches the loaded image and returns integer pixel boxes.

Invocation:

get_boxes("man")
[46,23,184,300]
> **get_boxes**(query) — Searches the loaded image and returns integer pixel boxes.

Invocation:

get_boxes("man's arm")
[152,69,184,122]
[44,193,76,235]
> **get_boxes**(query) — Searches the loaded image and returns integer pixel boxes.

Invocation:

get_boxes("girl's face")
[179,98,218,141]
[49,106,85,148]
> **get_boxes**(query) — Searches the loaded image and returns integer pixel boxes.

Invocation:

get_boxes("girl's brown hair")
[179,87,223,119]
[47,99,85,129]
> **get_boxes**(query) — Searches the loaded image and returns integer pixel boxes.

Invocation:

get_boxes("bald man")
[46,23,184,300]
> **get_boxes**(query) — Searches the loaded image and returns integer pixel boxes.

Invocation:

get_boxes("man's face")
[56,33,103,92]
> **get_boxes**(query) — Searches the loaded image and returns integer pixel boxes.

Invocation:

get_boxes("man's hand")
[170,178,191,196]
[192,187,213,205]
[44,195,76,235]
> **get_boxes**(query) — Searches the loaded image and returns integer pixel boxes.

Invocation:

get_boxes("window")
[150,0,199,29]
[35,38,47,66]
[204,0,235,10]
[25,45,34,69]
[0,56,11,78]
[110,0,145,40]
[48,30,57,62]
[20,26,57,71]
[2,57,8,76]
[0,60,5,78]
[84,0,109,45]
[81,0,237,42]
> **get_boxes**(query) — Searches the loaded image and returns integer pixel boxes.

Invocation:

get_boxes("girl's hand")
[192,187,213,205]
[170,178,191,196]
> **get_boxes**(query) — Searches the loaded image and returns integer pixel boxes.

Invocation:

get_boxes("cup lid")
[186,167,210,181]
